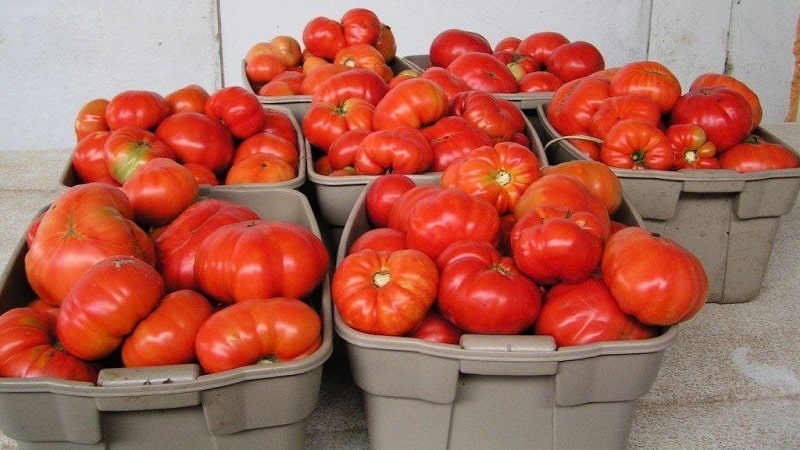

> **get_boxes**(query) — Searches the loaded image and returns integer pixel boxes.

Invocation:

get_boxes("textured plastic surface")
[403,54,555,110]
[60,104,306,192]
[308,110,549,227]
[0,188,333,449]
[534,104,800,303]
[334,178,676,450]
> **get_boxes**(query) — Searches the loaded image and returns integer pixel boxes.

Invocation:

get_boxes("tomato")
[665,123,720,170]
[564,136,602,161]
[421,115,494,172]
[446,52,519,93]
[234,131,298,169]
[510,206,605,285]
[332,248,438,336]
[121,157,199,226]
[205,86,266,140]
[541,160,623,214]
[302,16,347,61]
[328,128,370,170]
[165,84,209,114]
[406,308,462,344]
[302,97,375,152]
[546,40,605,82]
[71,131,116,185]
[155,111,235,175]
[354,126,433,175]
[340,7,382,46]
[56,255,164,361]
[224,153,297,184]
[609,60,682,114]
[246,52,288,86]
[365,173,417,227]
[669,87,753,152]
[449,90,517,143]
[194,220,329,304]
[105,90,170,131]
[386,184,442,233]
[183,162,219,185]
[429,28,492,68]
[436,240,542,334]
[302,51,330,75]
[74,98,109,141]
[719,134,800,173]
[388,68,421,89]
[494,50,538,81]
[260,70,304,96]
[374,23,397,62]
[154,198,260,292]
[334,44,393,82]
[300,63,350,95]
[0,307,98,382]
[516,31,570,70]
[418,66,471,101]
[25,183,155,306]
[402,187,501,260]
[263,107,299,147]
[440,141,542,215]
[534,277,658,347]
[546,77,611,136]
[121,289,213,367]
[589,94,662,140]
[690,73,762,131]
[104,126,176,184]
[310,67,389,107]
[195,297,322,374]
[268,35,303,68]
[348,227,407,254]
[372,77,449,130]
[600,119,675,170]
[494,36,522,53]
[601,226,708,326]
[518,71,564,93]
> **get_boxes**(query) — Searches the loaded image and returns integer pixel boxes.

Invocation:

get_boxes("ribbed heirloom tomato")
[600,119,675,170]
[421,115,493,172]
[669,87,753,153]
[540,159,623,215]
[546,77,611,136]
[372,78,449,130]
[121,157,199,227]
[205,86,266,140]
[719,134,800,173]
[446,52,519,93]
[74,98,109,141]
[608,60,682,114]
[104,126,175,184]
[354,126,433,175]
[105,90,170,131]
[365,173,416,227]
[155,111,235,176]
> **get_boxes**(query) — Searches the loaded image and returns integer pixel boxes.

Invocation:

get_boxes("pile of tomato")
[545,60,800,172]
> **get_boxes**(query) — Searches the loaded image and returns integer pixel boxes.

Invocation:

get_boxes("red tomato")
[354,126,433,175]
[418,66,471,101]
[420,115,494,172]
[302,97,375,152]
[494,50,538,81]
[121,289,213,367]
[71,131,116,185]
[25,183,155,306]
[609,60,682,114]
[56,255,164,361]
[121,157,199,226]
[234,131,298,169]
[260,71,304,96]
[534,277,658,347]
[224,153,297,185]
[589,94,662,140]
[446,52,519,93]
[669,87,753,152]
[518,71,564,93]
[154,199,260,292]
[194,220,329,303]
[719,134,800,173]
[406,308,463,344]
[437,240,542,334]
[516,31,570,70]
[348,227,407,254]
[105,90,170,131]
[205,86,266,140]
[365,173,417,227]
[311,67,389,107]
[334,43,393,82]
[246,52,288,86]
[494,36,522,53]
[340,7,382,46]
[440,141,542,215]
[74,98,110,141]
[449,90,518,143]
[386,184,442,233]
[303,16,347,61]
[374,23,397,62]
[372,77,449,130]
[690,73,762,131]
[540,159,623,214]
[0,307,98,382]
[104,126,176,184]
[195,297,322,374]
[183,162,219,185]
[263,107,299,146]
[155,111,235,175]
[388,68,421,89]
[546,40,605,82]
[546,77,611,136]
[601,226,709,326]
[332,248,438,336]
[429,28,492,68]
[600,119,675,170]
[300,63,350,95]
[665,123,719,170]
[328,128,371,170]
[165,84,209,114]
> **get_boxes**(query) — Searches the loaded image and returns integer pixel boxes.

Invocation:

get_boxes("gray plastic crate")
[0,188,332,449]
[534,104,800,303]
[333,178,676,450]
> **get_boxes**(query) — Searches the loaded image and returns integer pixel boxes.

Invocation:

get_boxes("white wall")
[0,0,797,152]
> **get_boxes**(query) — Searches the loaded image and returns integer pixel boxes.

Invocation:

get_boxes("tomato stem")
[494,169,512,187]
[373,270,391,288]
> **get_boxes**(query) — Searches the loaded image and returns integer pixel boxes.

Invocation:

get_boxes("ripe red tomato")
[105,90,170,131]
[165,84,209,114]
[354,126,433,175]
[602,227,709,326]
[194,220,329,303]
[74,98,110,141]
[518,71,564,93]
[300,63,350,95]
[719,134,800,173]
[56,256,164,361]
[546,77,611,136]
[421,115,494,172]
[121,289,213,367]
[374,23,397,62]
[690,73,762,132]
[155,111,235,175]
[446,52,519,93]
[609,60,682,114]
[246,52,288,86]
[429,28,492,68]
[195,297,322,374]
[546,40,605,82]
[302,97,375,152]
[589,94,662,140]
[332,248,438,336]
[205,86,266,140]
[224,153,297,184]
[666,123,720,169]
[340,7,382,46]
[418,66,471,101]
[365,173,417,227]
[263,107,299,146]
[541,159,623,215]
[71,131,116,185]
[449,90,518,143]
[348,227,407,254]
[268,35,303,68]
[182,162,219,185]
[437,240,542,334]
[259,75,302,97]
[600,119,675,170]
[327,128,371,170]
[121,157,199,226]
[372,77,449,130]
[534,277,658,347]
[334,43,393,82]
[516,31,570,70]
[303,16,347,61]
[669,87,753,152]
[104,126,176,184]
[311,67,389,107]
[494,36,522,53]
[406,308,463,344]
[234,131,298,169]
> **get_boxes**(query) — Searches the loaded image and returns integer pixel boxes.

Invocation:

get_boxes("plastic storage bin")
[334,179,676,450]
[533,104,800,303]
[0,188,332,450]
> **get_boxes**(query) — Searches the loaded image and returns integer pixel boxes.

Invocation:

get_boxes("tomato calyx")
[494,169,513,187]
[372,269,391,288]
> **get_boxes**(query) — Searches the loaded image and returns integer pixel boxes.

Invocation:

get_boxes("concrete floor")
[0,123,799,449]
